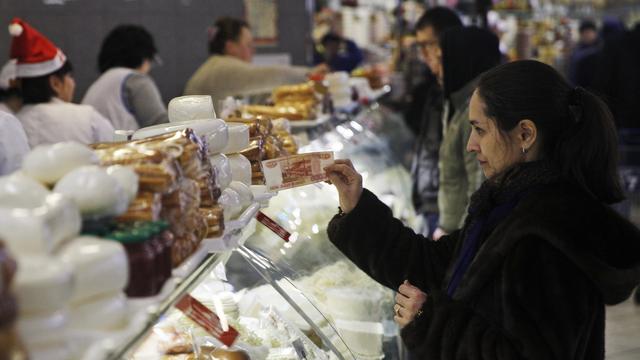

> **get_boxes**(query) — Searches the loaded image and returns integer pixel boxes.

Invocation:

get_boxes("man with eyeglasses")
[396,8,463,349]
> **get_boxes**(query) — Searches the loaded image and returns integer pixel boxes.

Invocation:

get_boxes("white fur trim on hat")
[15,50,66,78]
[8,23,23,37]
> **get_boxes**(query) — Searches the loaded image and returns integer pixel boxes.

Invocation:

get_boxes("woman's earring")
[521,147,527,155]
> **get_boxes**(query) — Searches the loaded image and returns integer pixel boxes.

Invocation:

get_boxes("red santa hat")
[8,18,66,78]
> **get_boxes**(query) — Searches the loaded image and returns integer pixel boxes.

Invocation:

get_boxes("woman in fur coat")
[325,60,640,359]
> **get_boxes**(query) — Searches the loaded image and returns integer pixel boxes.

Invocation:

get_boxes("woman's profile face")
[466,90,523,179]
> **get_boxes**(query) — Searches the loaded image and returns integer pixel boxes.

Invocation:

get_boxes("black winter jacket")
[327,183,640,359]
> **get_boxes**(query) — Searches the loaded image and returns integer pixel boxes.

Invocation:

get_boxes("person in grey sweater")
[185,17,327,106]
[83,25,169,131]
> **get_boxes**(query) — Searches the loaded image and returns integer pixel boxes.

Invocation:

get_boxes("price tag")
[174,294,239,347]
[256,211,291,242]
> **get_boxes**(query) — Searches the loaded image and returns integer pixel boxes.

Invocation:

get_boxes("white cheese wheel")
[0,172,50,208]
[209,153,232,189]
[105,165,139,205]
[53,166,128,218]
[0,194,81,255]
[57,236,128,303]
[68,292,126,331]
[22,142,99,185]
[228,181,253,208]
[227,154,251,186]
[168,95,216,123]
[334,319,383,357]
[18,309,68,348]
[132,118,229,154]
[14,256,74,314]
[26,343,72,360]
[222,123,250,154]
[218,188,242,220]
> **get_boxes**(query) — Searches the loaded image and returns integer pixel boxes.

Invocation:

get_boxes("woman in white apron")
[83,25,168,131]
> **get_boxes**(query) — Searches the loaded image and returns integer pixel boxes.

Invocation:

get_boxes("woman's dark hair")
[98,25,157,73]
[208,17,249,55]
[20,60,73,105]
[414,6,462,38]
[477,60,624,204]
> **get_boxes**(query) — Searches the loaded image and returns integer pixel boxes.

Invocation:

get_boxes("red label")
[256,211,291,242]
[174,294,239,347]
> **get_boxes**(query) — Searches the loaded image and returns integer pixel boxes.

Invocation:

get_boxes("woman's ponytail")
[553,87,624,204]
[477,60,624,204]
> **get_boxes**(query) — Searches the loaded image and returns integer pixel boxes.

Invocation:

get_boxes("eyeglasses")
[415,40,439,50]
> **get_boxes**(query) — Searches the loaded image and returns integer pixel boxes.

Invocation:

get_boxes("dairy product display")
[57,236,128,303]
[335,320,384,357]
[54,165,129,218]
[14,256,73,314]
[22,142,99,184]
[227,154,252,186]
[209,153,232,189]
[168,95,216,123]
[105,165,139,205]
[0,172,50,208]
[0,194,81,255]
[223,123,250,154]
[68,292,127,330]
[133,118,229,154]
[228,181,253,208]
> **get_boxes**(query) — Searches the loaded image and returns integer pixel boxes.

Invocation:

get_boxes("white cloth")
[82,67,138,131]
[0,103,13,115]
[17,98,114,147]
[0,110,30,175]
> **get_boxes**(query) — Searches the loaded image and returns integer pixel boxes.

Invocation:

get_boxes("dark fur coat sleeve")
[327,189,459,293]
[401,236,603,359]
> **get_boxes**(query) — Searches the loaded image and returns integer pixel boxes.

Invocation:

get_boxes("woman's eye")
[474,127,484,135]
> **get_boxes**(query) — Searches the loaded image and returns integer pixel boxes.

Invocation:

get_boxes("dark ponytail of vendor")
[477,60,623,204]
[208,17,249,55]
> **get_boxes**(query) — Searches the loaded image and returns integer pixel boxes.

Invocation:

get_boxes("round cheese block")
[0,194,81,255]
[22,142,99,185]
[18,309,68,347]
[168,95,216,123]
[53,166,128,218]
[222,123,250,154]
[132,118,229,154]
[0,172,50,209]
[14,256,73,314]
[228,181,253,208]
[218,188,242,220]
[227,154,251,186]
[209,154,232,189]
[105,165,139,205]
[68,292,126,331]
[57,237,128,303]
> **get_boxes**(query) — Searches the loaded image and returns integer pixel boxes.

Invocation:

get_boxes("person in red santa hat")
[9,18,114,147]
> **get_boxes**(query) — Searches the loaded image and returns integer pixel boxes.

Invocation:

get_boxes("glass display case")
[87,98,415,360]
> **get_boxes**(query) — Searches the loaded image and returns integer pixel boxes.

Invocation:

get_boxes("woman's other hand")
[324,159,363,213]
[394,280,427,328]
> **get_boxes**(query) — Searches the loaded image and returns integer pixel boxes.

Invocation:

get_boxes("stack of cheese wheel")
[0,144,134,359]
[166,96,254,223]
[217,122,254,221]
